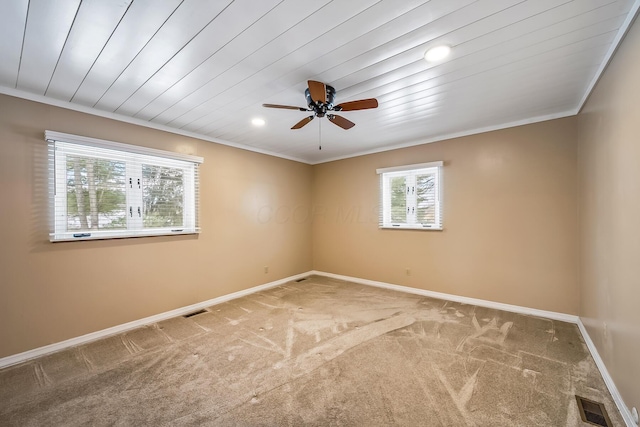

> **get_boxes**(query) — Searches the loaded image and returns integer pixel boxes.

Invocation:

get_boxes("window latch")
[138,207,141,217]
[129,178,132,188]
[137,178,141,189]
[129,206,133,217]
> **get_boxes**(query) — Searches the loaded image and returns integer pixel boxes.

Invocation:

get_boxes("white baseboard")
[0,271,312,369]
[576,319,637,427]
[310,271,579,322]
[2,269,634,426]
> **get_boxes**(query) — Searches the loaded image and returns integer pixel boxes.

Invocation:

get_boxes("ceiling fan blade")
[308,80,326,104]
[328,114,355,130]
[262,103,308,111]
[291,115,314,130]
[334,98,378,111]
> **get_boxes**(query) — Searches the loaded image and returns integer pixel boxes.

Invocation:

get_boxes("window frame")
[377,161,443,231]
[46,131,203,242]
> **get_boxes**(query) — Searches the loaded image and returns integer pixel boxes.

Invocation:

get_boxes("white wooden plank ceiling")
[0,0,638,163]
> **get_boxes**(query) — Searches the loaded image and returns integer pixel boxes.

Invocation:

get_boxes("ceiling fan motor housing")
[305,85,336,117]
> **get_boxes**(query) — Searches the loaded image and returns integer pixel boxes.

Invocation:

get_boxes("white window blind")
[46,131,203,242]
[377,161,443,230]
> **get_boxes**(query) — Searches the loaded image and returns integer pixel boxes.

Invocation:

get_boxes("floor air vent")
[576,396,612,427]
[295,278,308,282]
[183,309,207,318]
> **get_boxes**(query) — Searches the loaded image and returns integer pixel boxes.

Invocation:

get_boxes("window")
[377,161,442,230]
[46,131,203,242]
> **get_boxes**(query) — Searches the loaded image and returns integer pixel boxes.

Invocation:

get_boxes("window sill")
[50,229,200,242]
[380,225,443,231]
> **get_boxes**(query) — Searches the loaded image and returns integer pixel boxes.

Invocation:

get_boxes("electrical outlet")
[405,268,411,276]
[264,266,269,274]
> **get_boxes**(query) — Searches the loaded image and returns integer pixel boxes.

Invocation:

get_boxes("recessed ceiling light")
[251,118,265,126]
[424,45,451,62]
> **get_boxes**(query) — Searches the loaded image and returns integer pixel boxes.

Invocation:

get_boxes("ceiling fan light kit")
[263,80,378,130]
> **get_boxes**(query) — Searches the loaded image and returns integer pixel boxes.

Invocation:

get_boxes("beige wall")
[577,17,640,413]
[312,118,579,314]
[0,93,581,358]
[0,94,313,358]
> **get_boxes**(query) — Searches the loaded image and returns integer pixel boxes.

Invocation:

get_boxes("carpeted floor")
[0,275,624,426]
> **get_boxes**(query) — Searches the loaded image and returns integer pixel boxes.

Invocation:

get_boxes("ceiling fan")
[263,80,378,130]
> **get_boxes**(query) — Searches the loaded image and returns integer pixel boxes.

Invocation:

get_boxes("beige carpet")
[0,275,623,426]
